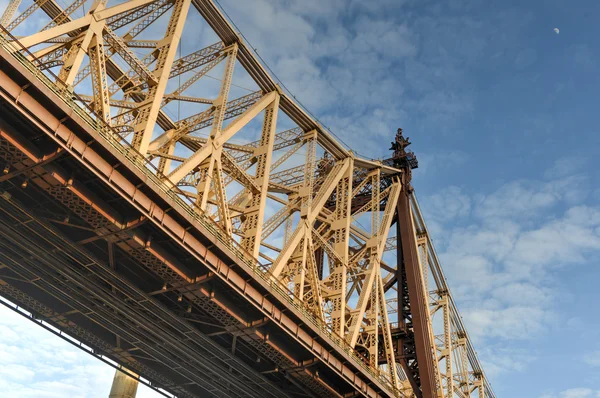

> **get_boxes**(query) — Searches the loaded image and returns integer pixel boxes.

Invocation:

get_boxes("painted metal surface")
[0,2,494,397]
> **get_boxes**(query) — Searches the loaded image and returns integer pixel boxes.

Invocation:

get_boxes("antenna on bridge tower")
[390,127,418,185]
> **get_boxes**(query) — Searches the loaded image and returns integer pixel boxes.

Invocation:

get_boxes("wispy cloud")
[541,388,600,398]
[419,157,600,383]
[582,351,600,367]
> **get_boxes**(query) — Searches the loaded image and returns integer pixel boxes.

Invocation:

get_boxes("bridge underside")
[0,49,386,398]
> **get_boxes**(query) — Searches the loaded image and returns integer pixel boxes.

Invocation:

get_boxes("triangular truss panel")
[0,1,496,397]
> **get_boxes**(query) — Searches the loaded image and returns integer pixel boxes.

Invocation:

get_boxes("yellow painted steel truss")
[0,1,495,396]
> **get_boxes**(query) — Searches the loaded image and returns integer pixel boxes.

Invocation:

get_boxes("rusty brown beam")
[397,189,436,397]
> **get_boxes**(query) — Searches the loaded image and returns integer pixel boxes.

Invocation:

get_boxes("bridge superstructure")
[0,1,494,397]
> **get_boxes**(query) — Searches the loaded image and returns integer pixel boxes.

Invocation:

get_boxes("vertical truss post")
[241,93,279,258]
[347,241,379,347]
[304,234,324,321]
[212,151,232,235]
[376,179,402,390]
[189,44,238,212]
[132,0,192,154]
[441,294,453,397]
[377,274,400,390]
[210,43,238,138]
[283,211,293,244]
[418,233,443,393]
[363,169,384,369]
[292,241,306,299]
[330,158,352,337]
[196,155,216,210]
[474,374,485,398]
[457,334,470,396]
[302,133,317,210]
[157,142,175,174]
[417,234,428,294]
[58,29,94,85]
[347,178,401,349]
[88,34,111,125]
[366,271,379,368]
[287,132,318,301]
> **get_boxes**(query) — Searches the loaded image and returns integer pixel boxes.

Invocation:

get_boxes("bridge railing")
[0,26,404,397]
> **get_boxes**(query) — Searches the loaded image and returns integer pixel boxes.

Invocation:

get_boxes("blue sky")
[2,0,600,397]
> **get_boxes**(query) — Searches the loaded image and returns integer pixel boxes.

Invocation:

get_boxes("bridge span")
[0,1,494,397]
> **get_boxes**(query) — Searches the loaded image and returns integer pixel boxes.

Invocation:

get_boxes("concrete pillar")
[109,369,139,398]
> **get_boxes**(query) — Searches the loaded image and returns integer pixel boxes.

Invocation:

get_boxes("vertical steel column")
[441,294,453,397]
[397,187,437,397]
[330,160,352,337]
[458,336,471,396]
[108,370,139,398]
[474,375,485,398]
[240,93,279,258]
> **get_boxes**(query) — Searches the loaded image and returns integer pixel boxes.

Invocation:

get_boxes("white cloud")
[443,220,519,263]
[217,0,483,155]
[541,389,600,398]
[441,202,600,344]
[583,351,600,367]
[505,206,600,279]
[462,305,552,341]
[427,165,600,353]
[560,388,600,398]
[558,387,600,398]
[491,282,553,306]
[476,346,537,378]
[352,17,417,59]
[0,305,161,398]
[421,185,471,222]
[544,156,587,179]
[417,150,470,177]
[474,176,589,221]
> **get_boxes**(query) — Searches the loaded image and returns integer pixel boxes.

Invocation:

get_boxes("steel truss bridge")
[0,1,495,397]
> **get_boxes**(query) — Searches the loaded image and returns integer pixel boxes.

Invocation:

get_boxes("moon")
[554,28,560,34]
